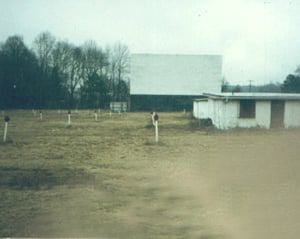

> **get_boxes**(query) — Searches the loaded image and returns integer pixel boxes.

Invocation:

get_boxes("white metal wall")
[207,100,271,130]
[237,101,270,129]
[193,100,209,119]
[284,101,300,127]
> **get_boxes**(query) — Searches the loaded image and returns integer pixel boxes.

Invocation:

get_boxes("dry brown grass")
[0,110,300,238]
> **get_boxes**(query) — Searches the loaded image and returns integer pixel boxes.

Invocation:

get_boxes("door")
[271,101,285,128]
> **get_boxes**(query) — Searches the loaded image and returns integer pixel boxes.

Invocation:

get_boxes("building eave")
[202,92,300,101]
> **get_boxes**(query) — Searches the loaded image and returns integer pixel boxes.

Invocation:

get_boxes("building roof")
[130,54,222,95]
[200,92,300,100]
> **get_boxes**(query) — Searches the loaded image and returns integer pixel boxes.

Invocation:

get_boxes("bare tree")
[52,41,74,106]
[80,41,110,107]
[33,31,55,74]
[52,41,72,75]
[33,32,56,106]
[52,41,84,107]
[82,40,109,78]
[67,46,84,107]
[108,42,130,101]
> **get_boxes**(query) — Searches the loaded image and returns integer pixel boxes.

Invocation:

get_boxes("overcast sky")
[0,0,300,85]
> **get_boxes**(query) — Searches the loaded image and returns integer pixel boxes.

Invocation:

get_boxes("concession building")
[193,92,300,129]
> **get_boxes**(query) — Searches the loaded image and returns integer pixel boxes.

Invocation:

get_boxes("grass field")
[0,110,300,239]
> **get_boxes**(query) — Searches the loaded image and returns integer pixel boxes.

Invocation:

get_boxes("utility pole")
[249,80,253,92]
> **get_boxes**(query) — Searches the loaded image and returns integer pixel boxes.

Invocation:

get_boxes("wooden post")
[95,110,98,121]
[153,113,159,143]
[151,112,156,126]
[68,111,71,126]
[155,120,158,143]
[3,116,10,143]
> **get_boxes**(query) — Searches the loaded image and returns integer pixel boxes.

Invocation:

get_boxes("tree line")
[2,31,300,110]
[0,32,130,109]
[222,67,300,93]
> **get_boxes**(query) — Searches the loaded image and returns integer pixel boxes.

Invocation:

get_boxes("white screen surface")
[130,54,222,95]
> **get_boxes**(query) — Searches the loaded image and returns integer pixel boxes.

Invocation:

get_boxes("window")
[239,100,256,118]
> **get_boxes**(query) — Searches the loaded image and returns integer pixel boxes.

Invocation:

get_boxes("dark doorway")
[271,101,285,128]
